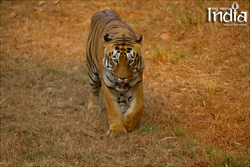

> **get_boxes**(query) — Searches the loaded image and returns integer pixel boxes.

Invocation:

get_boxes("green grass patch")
[179,149,195,158]
[213,153,250,166]
[82,74,89,84]
[141,123,158,135]
[173,117,180,123]
[166,127,187,136]
[236,116,245,121]
[84,1,92,8]
[179,12,200,25]
[152,46,184,64]
[205,146,214,155]
[165,5,176,13]
[193,92,199,100]
[151,67,156,73]
[165,142,175,149]
[169,51,184,64]
[27,150,47,162]
[44,63,55,74]
[177,140,199,160]
[153,46,166,62]
[207,84,217,96]
[26,148,58,162]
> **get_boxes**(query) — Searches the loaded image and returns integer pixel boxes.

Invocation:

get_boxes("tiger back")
[86,11,144,137]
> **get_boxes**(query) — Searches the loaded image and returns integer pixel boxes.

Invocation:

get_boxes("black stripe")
[105,73,115,83]
[130,76,138,82]
[128,96,133,102]
[134,79,142,86]
[103,81,118,92]
[88,73,100,84]
[90,83,101,89]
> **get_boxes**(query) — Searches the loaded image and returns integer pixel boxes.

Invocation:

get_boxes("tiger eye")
[113,59,118,64]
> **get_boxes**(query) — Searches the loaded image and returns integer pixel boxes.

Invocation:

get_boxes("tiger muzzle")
[114,77,130,91]
[115,81,129,90]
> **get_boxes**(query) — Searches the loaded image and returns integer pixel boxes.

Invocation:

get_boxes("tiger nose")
[119,77,127,81]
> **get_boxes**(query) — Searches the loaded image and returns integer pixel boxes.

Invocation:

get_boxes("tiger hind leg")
[88,73,101,113]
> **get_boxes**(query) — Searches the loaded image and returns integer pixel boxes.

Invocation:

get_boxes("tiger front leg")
[102,81,127,137]
[123,81,144,132]
[88,78,101,113]
[88,91,101,113]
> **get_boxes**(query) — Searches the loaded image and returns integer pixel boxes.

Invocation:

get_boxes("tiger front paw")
[107,124,127,137]
[123,118,140,132]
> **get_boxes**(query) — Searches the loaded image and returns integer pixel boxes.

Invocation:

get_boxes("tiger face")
[103,34,144,92]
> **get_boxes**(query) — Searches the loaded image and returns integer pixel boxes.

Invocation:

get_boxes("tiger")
[86,11,144,137]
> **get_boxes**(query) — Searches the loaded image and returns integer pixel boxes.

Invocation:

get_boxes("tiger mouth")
[118,82,126,86]
[115,82,129,88]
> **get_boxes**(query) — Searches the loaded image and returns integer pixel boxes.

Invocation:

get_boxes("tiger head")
[103,34,144,91]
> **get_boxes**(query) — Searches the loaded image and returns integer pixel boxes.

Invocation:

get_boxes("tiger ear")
[104,34,112,42]
[135,35,143,44]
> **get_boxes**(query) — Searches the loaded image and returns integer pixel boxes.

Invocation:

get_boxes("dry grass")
[1,1,249,166]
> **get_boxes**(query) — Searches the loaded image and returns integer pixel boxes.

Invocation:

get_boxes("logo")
[207,2,247,26]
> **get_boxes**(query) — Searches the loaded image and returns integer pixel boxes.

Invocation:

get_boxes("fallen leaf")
[54,0,60,5]
[34,8,43,12]
[130,12,137,16]
[102,7,110,11]
[10,12,17,18]
[25,40,33,43]
[13,38,18,44]
[38,1,46,6]
[160,33,169,40]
